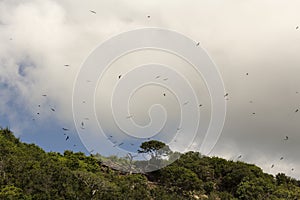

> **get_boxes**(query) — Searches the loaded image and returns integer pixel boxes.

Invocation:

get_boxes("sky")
[0,0,300,177]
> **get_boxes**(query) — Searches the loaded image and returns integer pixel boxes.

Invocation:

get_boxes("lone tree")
[138,140,171,160]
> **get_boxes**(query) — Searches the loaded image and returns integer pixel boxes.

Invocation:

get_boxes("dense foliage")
[0,128,300,199]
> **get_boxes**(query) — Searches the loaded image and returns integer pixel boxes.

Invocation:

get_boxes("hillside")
[0,127,300,200]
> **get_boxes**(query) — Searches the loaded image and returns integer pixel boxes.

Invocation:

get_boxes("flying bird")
[196,42,200,46]
[224,93,228,97]
[252,112,256,115]
[118,75,122,79]
[271,164,274,168]
[62,128,69,131]
[237,155,242,159]
[183,101,189,105]
[38,105,41,107]
[64,64,69,67]
[147,15,150,18]
[163,78,168,81]
[295,109,299,113]
[118,142,124,146]
[90,10,96,14]
[292,168,294,171]
[280,157,284,160]
[155,76,160,79]
[66,136,69,141]
[284,136,289,140]
[199,104,203,107]
[163,93,166,96]
[42,94,47,97]
[50,108,55,112]
[246,73,249,75]
[296,26,299,29]
[37,112,40,115]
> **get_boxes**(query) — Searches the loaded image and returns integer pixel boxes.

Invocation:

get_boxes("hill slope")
[0,128,300,200]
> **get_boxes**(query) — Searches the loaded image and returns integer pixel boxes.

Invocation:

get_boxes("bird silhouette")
[64,64,69,67]
[147,15,150,18]
[252,112,256,115]
[42,94,47,97]
[118,75,122,79]
[295,109,299,113]
[237,155,242,159]
[163,93,166,96]
[271,164,274,168]
[284,136,289,140]
[62,128,69,131]
[37,112,40,115]
[183,101,189,105]
[155,76,160,79]
[51,108,55,112]
[199,104,203,107]
[280,157,284,160]
[296,26,299,29]
[196,42,200,46]
[224,93,228,97]
[90,10,96,14]
[66,136,69,141]
[163,78,168,81]
[246,73,249,75]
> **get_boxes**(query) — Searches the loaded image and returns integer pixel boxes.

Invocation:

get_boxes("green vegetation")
[0,127,300,199]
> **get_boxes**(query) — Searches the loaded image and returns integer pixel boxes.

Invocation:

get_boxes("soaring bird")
[246,73,249,75]
[237,155,242,159]
[284,136,289,140]
[271,164,274,168]
[196,42,200,46]
[118,75,122,79]
[66,136,69,141]
[38,105,41,107]
[147,15,150,18]
[224,93,228,97]
[295,109,299,113]
[155,75,160,79]
[199,104,203,107]
[292,168,294,171]
[183,101,189,105]
[296,26,299,29]
[42,94,47,97]
[64,64,69,67]
[280,157,284,160]
[50,108,55,112]
[163,78,168,81]
[90,10,96,14]
[62,128,69,131]
[81,122,84,127]
[118,142,124,146]
[37,112,40,115]
[252,112,256,115]
[163,93,166,96]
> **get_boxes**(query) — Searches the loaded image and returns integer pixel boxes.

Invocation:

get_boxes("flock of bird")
[28,10,299,174]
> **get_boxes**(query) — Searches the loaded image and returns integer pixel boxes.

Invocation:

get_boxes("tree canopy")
[1,127,300,199]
